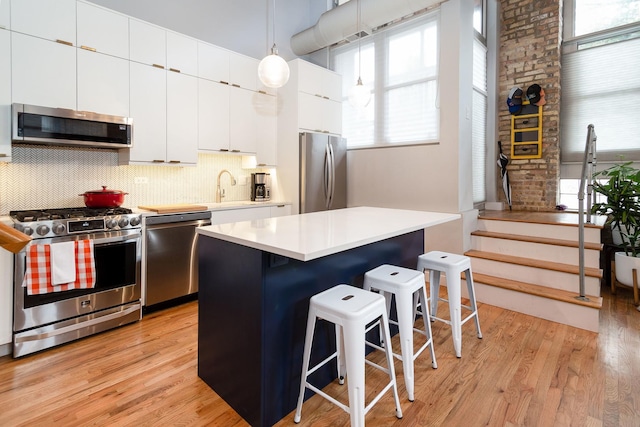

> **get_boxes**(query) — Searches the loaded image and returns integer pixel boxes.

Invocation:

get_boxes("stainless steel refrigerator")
[299,132,347,213]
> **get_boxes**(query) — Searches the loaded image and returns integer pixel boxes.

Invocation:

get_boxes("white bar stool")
[417,251,482,358]
[294,284,403,427]
[363,264,437,402]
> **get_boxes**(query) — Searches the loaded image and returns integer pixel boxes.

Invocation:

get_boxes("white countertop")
[197,206,460,261]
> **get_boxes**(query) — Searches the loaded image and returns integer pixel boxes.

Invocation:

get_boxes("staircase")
[464,210,605,332]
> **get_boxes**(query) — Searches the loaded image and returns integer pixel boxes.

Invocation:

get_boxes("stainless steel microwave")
[12,103,133,149]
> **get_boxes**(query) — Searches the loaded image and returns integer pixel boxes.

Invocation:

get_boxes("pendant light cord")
[272,0,277,51]
[357,0,362,80]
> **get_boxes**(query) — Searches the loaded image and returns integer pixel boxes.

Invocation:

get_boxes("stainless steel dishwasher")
[144,211,212,308]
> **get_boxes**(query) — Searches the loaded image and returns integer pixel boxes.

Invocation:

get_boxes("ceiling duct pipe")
[291,0,444,56]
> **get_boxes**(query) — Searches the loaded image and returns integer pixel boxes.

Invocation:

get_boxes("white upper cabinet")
[198,79,230,152]
[166,72,198,164]
[229,86,257,153]
[76,2,128,59]
[0,0,10,30]
[125,62,167,164]
[198,42,229,83]
[11,32,76,109]
[0,29,11,161]
[229,52,258,91]
[166,31,198,77]
[11,0,76,45]
[297,59,342,102]
[77,49,129,117]
[130,19,166,68]
[254,92,277,166]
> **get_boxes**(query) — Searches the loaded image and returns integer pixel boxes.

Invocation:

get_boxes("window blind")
[472,38,487,204]
[561,36,640,162]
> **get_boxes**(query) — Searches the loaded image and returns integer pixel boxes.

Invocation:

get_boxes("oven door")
[13,229,141,333]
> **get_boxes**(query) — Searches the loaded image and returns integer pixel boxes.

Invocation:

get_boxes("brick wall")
[498,0,561,211]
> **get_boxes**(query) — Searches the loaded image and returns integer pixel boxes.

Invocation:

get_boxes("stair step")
[465,249,603,279]
[471,230,603,251]
[472,272,602,309]
[478,210,607,228]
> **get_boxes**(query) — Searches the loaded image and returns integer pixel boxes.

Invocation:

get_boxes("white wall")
[88,0,324,61]
[347,0,476,253]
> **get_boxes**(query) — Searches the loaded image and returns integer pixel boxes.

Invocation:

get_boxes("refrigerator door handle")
[327,142,336,209]
[324,142,332,209]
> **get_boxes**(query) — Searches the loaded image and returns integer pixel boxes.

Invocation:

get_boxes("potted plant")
[591,161,640,288]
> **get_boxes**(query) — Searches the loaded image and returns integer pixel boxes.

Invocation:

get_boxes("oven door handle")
[92,231,141,246]
[14,304,141,343]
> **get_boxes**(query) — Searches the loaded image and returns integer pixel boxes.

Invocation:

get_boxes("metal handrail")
[576,124,597,301]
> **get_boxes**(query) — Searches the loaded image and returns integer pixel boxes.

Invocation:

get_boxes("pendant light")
[258,0,290,88]
[348,0,371,109]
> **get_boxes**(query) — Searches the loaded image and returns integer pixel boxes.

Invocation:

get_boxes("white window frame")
[330,11,440,149]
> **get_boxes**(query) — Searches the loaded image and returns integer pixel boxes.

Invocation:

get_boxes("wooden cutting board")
[138,204,208,214]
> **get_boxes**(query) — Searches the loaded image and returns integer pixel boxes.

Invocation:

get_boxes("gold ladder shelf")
[511,101,542,159]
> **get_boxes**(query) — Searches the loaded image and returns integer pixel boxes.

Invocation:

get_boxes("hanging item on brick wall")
[506,86,524,114]
[526,83,547,106]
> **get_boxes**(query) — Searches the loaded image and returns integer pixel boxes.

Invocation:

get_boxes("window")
[472,37,487,204]
[561,0,640,164]
[331,13,439,148]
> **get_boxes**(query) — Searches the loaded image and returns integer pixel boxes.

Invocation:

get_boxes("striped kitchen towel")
[22,240,96,295]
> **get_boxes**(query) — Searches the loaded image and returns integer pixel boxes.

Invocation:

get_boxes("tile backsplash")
[0,145,272,214]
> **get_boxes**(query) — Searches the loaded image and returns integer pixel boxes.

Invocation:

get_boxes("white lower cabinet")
[270,204,291,217]
[0,248,13,348]
[210,206,271,225]
[11,32,76,110]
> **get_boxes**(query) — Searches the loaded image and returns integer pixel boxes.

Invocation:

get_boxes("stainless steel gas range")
[10,207,143,357]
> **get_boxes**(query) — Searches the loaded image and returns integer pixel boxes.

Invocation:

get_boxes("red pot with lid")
[80,186,128,208]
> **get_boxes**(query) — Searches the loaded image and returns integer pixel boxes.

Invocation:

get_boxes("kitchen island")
[196,206,459,426]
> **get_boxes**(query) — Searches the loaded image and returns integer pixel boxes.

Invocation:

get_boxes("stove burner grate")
[10,207,133,222]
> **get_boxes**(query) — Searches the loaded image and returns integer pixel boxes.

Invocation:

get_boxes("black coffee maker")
[251,173,269,201]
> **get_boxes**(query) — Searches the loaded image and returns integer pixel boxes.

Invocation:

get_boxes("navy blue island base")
[197,229,423,426]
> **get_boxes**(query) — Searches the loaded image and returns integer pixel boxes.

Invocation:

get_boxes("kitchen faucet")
[216,169,237,203]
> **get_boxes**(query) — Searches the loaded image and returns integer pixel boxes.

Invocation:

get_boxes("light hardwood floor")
[1,284,638,427]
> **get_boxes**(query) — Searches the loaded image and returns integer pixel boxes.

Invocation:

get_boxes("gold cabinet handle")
[0,154,8,157]
[315,94,323,98]
[219,149,229,152]
[231,149,241,152]
[56,39,73,46]
[220,80,229,85]
[258,90,267,94]
[168,160,181,163]
[169,68,181,73]
[152,64,165,69]
[152,160,165,163]
[80,45,96,52]
[231,84,241,88]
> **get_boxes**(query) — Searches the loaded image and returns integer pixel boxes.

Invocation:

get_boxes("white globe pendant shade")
[348,77,371,109]
[258,46,290,88]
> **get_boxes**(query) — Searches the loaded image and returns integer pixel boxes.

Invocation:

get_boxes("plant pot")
[614,251,640,287]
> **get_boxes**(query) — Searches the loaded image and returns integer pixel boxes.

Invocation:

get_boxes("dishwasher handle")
[145,211,212,226]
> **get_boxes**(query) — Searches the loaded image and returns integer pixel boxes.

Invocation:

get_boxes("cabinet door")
[323,70,343,102]
[198,79,230,152]
[0,248,12,345]
[166,72,198,164]
[130,19,166,67]
[0,0,10,30]
[298,92,324,133]
[254,93,277,166]
[323,99,343,135]
[11,0,76,45]
[0,30,10,161]
[229,52,258,91]
[198,42,229,83]
[297,60,324,97]
[210,207,271,225]
[77,49,129,117]
[77,2,129,59]
[270,205,291,217]
[166,31,198,77]
[11,33,76,109]
[229,86,257,153]
[129,62,167,163]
